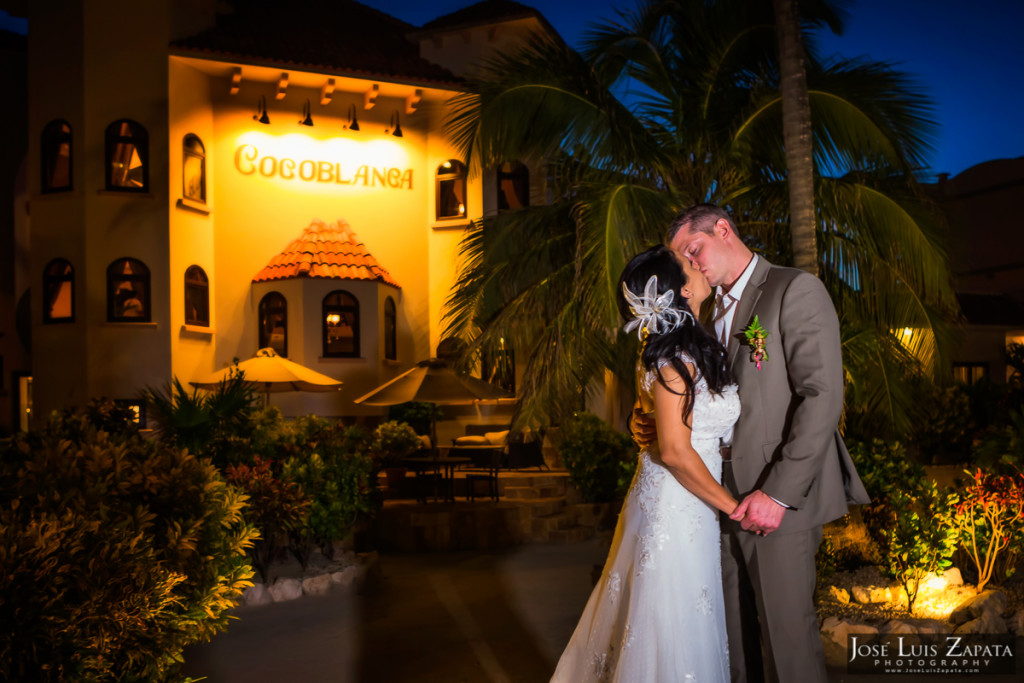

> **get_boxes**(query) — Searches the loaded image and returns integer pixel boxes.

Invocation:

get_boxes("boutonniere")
[743,315,769,370]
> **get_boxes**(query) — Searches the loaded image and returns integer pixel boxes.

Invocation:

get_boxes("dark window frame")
[258,292,288,357]
[184,265,210,327]
[104,119,149,192]
[41,119,72,193]
[322,290,360,358]
[43,258,75,323]
[497,161,529,212]
[436,159,468,220]
[384,296,397,360]
[952,362,989,386]
[107,257,151,323]
[182,133,206,203]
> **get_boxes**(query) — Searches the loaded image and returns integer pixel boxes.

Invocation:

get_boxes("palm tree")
[444,0,957,435]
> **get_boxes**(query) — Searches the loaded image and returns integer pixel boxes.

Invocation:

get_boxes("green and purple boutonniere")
[743,315,769,370]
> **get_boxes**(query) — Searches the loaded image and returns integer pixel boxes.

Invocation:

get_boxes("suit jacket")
[724,257,870,534]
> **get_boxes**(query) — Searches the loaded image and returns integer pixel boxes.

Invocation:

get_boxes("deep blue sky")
[3,1,1021,177]
[359,0,1024,179]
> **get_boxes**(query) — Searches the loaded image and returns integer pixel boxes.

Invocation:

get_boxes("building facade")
[6,0,554,430]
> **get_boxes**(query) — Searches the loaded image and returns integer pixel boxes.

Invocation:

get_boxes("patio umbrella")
[354,358,513,447]
[190,347,342,405]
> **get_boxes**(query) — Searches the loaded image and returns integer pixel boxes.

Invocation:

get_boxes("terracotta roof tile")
[253,218,400,288]
[171,0,461,87]
[419,1,541,32]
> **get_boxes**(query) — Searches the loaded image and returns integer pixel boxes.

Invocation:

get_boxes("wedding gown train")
[551,355,740,682]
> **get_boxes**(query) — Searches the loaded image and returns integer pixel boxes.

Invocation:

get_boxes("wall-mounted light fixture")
[253,95,270,124]
[344,103,360,132]
[299,99,314,127]
[385,109,403,138]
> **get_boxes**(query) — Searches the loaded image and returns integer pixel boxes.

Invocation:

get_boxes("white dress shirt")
[714,254,759,347]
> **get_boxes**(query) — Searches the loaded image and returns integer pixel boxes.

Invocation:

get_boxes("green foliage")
[223,457,309,582]
[556,412,637,503]
[371,420,422,468]
[0,406,256,682]
[848,438,928,565]
[879,483,959,614]
[143,374,261,468]
[281,419,376,561]
[948,468,1024,593]
[387,402,442,437]
[911,384,974,464]
[972,407,1024,475]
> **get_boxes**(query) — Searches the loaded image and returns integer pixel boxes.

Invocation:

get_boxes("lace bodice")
[638,354,739,447]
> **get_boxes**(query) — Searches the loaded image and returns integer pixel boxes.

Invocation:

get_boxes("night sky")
[2,0,1021,178]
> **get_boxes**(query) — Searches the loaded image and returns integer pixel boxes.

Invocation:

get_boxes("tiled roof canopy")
[420,0,542,32]
[253,218,400,287]
[171,0,460,86]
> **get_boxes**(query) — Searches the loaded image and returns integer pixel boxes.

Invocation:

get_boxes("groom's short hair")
[666,204,738,243]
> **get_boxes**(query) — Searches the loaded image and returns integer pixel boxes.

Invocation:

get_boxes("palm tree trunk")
[775,0,818,275]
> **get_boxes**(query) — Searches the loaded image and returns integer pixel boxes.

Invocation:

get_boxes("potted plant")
[371,420,422,492]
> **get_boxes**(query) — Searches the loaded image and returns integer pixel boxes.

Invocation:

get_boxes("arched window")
[41,120,72,193]
[323,290,359,358]
[497,161,529,211]
[182,134,206,203]
[107,257,150,322]
[436,159,467,220]
[43,258,74,323]
[184,265,209,327]
[258,292,288,357]
[105,119,148,192]
[384,296,397,360]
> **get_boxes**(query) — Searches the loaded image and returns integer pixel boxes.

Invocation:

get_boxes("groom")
[642,204,869,683]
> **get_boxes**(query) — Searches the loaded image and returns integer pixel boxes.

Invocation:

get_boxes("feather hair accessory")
[622,275,693,339]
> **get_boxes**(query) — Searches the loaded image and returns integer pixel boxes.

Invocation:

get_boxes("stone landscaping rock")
[331,565,361,589]
[269,577,303,602]
[1008,610,1024,635]
[302,573,333,596]
[242,582,273,607]
[828,586,850,604]
[880,619,918,635]
[942,567,963,586]
[954,611,1008,635]
[949,590,1007,625]
[851,584,891,604]
[820,617,878,668]
[913,618,951,635]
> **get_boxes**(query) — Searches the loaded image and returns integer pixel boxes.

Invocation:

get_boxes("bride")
[551,245,741,682]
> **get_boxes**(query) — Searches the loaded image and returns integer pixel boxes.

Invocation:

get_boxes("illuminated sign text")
[234,144,413,189]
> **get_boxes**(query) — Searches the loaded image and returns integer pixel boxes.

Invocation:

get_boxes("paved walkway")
[182,539,1021,682]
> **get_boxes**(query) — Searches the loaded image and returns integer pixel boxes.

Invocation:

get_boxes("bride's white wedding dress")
[551,355,740,683]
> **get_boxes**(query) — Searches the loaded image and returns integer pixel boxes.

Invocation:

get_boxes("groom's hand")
[730,490,785,535]
[629,405,657,449]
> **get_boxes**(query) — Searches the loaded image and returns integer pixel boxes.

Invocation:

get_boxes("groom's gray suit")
[719,257,869,683]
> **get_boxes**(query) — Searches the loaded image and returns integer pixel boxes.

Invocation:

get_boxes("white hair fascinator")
[622,275,693,339]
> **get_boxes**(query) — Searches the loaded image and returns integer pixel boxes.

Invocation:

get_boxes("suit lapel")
[728,257,772,369]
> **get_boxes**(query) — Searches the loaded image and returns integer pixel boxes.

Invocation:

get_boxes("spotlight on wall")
[253,95,270,124]
[344,103,360,132]
[385,109,403,138]
[299,99,314,127]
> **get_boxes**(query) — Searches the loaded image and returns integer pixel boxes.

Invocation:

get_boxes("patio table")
[403,455,471,503]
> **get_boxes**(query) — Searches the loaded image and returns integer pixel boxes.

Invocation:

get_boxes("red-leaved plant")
[949,468,1024,593]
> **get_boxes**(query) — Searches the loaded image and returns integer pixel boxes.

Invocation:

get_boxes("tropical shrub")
[972,408,1024,475]
[224,457,309,582]
[0,407,256,682]
[387,401,442,437]
[371,420,422,469]
[948,468,1024,593]
[556,412,637,503]
[282,419,376,561]
[878,483,958,614]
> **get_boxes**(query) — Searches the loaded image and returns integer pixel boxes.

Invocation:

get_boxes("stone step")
[530,512,575,538]
[516,497,565,518]
[547,525,595,544]
[504,486,542,500]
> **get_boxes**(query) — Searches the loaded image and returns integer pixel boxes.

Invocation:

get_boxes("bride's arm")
[652,363,739,516]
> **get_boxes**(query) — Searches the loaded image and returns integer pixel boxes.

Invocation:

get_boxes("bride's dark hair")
[617,245,732,421]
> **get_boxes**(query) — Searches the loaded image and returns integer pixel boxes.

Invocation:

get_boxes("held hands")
[629,406,658,449]
[728,490,786,536]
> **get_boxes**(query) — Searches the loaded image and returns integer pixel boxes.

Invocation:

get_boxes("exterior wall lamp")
[253,95,270,124]
[344,103,360,131]
[385,109,403,138]
[299,99,314,127]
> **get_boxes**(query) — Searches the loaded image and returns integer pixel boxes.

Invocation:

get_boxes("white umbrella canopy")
[190,348,342,403]
[353,358,512,406]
